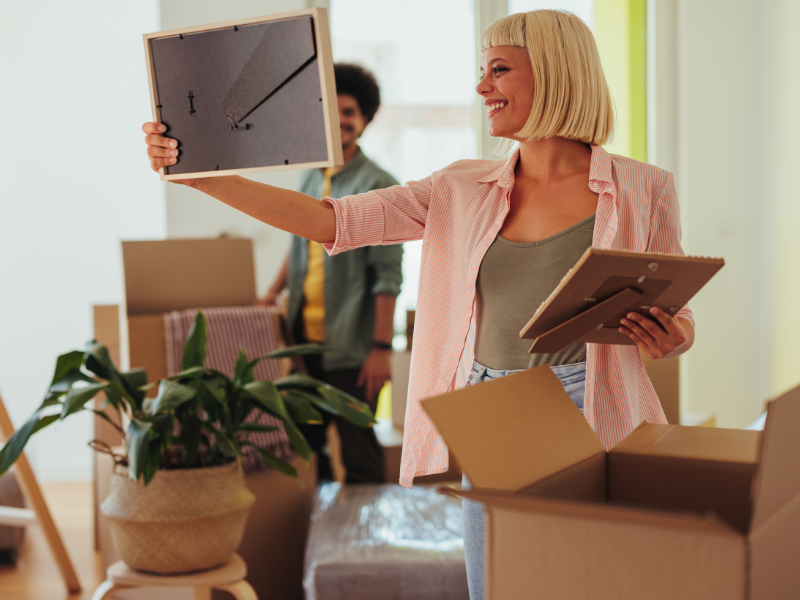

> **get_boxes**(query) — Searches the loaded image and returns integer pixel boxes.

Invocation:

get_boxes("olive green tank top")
[475,213,596,370]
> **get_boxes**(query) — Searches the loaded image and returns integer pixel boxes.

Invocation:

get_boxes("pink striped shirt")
[324,145,694,488]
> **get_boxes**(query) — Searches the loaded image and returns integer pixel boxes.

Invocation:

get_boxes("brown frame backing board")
[143,8,343,181]
[519,248,724,353]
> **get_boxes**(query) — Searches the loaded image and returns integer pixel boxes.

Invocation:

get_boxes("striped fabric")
[324,145,694,489]
[164,306,293,472]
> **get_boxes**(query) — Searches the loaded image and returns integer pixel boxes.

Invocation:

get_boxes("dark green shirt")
[287,148,403,371]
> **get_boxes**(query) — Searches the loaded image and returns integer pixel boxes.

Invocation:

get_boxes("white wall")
[0,1,164,481]
[160,0,308,297]
[763,0,800,399]
[650,0,800,428]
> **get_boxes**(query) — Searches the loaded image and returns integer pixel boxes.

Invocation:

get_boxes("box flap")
[752,383,800,530]
[122,239,256,315]
[422,366,604,491]
[446,487,741,537]
[749,491,800,600]
[609,423,759,533]
[610,422,761,465]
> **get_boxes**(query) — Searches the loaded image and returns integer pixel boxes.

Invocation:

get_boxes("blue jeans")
[462,361,587,600]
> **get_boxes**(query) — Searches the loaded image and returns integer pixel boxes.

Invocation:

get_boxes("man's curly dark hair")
[334,63,381,124]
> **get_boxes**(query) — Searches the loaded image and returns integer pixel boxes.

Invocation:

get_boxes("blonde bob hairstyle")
[481,10,614,153]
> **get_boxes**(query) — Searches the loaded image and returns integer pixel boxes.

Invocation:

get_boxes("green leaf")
[243,381,312,460]
[257,344,332,360]
[236,422,280,433]
[180,414,202,465]
[127,420,152,483]
[147,380,197,415]
[84,343,121,382]
[283,391,323,425]
[32,414,61,435]
[0,409,58,477]
[102,384,131,412]
[195,382,221,424]
[274,372,326,390]
[233,349,255,387]
[216,435,240,458]
[49,349,96,395]
[314,386,376,428]
[253,446,297,478]
[61,382,109,419]
[50,350,85,387]
[243,381,285,417]
[242,344,331,381]
[144,438,162,485]
[120,369,148,406]
[48,369,96,395]
[201,423,240,458]
[201,376,227,402]
[182,312,207,371]
[167,366,206,381]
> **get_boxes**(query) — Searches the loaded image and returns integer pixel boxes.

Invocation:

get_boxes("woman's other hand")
[618,307,694,359]
[142,122,199,187]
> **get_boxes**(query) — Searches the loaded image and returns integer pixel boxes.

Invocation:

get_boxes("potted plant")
[0,312,375,574]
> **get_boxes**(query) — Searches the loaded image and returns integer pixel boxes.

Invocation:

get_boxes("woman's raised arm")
[142,122,336,243]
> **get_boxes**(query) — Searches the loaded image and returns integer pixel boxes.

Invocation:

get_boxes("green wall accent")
[593,0,647,162]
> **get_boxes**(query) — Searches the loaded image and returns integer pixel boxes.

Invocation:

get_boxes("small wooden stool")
[92,553,256,600]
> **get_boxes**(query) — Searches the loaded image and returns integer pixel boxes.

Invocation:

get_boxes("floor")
[0,481,104,600]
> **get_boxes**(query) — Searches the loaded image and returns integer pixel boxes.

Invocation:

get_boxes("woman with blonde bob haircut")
[142,10,694,599]
[483,10,614,152]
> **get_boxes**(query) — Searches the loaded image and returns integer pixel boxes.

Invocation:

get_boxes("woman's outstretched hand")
[141,121,335,242]
[618,306,694,360]
[142,122,199,187]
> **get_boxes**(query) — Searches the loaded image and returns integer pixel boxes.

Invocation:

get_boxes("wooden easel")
[0,391,81,594]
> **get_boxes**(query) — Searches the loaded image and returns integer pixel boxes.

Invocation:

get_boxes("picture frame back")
[520,248,725,353]
[143,8,343,181]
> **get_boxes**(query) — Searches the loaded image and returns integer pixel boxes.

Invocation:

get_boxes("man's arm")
[357,294,397,403]
[256,254,290,306]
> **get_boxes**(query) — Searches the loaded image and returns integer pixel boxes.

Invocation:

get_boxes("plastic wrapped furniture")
[304,483,469,600]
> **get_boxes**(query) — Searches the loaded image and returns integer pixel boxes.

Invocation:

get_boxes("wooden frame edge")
[159,159,337,181]
[313,8,344,168]
[142,8,317,41]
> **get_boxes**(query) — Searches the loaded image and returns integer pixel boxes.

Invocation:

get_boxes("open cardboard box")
[93,238,314,600]
[423,367,800,600]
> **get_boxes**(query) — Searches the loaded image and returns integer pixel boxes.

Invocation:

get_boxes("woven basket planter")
[100,461,255,574]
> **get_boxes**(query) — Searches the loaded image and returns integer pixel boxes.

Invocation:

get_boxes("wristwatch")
[371,340,393,351]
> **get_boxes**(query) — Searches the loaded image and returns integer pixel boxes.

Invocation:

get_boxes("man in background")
[259,64,402,483]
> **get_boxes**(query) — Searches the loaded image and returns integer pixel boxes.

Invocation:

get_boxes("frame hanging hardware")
[229,123,254,132]
[187,91,196,117]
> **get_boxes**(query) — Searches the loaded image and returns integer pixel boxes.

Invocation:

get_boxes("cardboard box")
[374,419,461,485]
[390,350,411,430]
[423,367,800,600]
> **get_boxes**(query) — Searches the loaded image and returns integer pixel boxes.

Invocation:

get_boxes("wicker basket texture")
[100,462,255,574]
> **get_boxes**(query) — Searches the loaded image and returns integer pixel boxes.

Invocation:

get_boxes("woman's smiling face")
[476,46,534,140]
